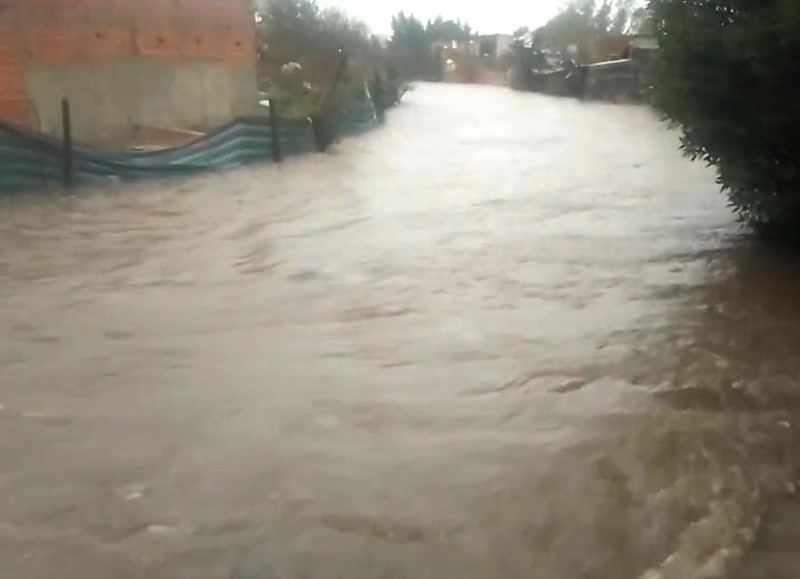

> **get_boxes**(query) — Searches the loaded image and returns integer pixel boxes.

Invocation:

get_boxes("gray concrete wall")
[25,59,259,143]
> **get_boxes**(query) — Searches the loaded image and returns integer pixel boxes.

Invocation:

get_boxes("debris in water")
[120,483,149,502]
[231,555,281,579]
[143,524,192,536]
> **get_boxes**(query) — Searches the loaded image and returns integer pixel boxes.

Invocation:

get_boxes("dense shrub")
[649,0,800,237]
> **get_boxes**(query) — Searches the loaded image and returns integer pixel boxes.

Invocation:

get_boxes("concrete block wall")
[0,0,258,141]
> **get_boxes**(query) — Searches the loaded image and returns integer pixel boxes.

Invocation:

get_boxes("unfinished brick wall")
[0,0,256,130]
[0,2,29,125]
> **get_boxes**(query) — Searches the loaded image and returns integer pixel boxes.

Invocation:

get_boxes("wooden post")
[311,115,329,153]
[61,98,73,187]
[372,68,386,120]
[268,98,283,163]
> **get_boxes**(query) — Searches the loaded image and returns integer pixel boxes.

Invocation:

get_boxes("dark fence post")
[268,98,283,163]
[61,98,73,187]
[372,68,386,120]
[331,52,349,90]
[310,115,330,153]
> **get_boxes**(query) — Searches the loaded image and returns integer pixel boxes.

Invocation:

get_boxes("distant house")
[513,32,658,101]
[0,0,257,142]
[477,34,514,61]
[435,34,514,85]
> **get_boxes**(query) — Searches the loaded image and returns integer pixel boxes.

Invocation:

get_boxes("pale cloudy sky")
[318,0,569,35]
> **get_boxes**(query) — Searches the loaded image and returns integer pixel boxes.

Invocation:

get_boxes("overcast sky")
[318,0,569,35]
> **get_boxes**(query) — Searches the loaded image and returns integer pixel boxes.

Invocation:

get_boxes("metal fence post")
[268,98,283,163]
[61,98,73,187]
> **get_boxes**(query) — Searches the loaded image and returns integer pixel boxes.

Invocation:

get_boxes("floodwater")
[1,84,800,579]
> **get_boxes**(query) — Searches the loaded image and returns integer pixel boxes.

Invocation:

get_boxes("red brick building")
[0,0,257,141]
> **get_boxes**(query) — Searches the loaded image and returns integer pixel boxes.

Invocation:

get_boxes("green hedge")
[650,0,800,239]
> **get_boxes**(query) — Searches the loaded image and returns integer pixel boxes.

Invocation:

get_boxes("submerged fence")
[0,81,384,193]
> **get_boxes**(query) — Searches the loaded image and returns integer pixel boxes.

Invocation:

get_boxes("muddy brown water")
[2,84,800,579]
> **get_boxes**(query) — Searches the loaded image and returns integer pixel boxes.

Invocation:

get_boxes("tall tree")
[256,0,374,87]
[532,0,645,54]
[390,12,427,48]
[629,7,655,34]
[388,12,430,78]
[426,17,472,41]
[593,1,613,32]
[535,4,594,52]
[388,12,474,79]
[612,7,629,33]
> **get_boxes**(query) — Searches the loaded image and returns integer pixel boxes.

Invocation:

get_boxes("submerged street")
[1,84,800,578]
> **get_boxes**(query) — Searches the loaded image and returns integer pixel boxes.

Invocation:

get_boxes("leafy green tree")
[426,17,472,41]
[536,4,593,52]
[533,0,641,54]
[594,1,613,32]
[390,12,428,50]
[612,7,629,33]
[388,12,474,80]
[533,0,646,53]
[507,27,548,89]
[649,0,800,236]
[388,12,431,79]
[256,0,376,88]
[630,7,655,35]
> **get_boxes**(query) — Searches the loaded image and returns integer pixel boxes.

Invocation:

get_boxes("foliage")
[388,13,473,80]
[507,0,648,91]
[388,12,431,79]
[630,6,656,35]
[255,0,379,89]
[390,12,428,46]
[255,0,410,122]
[533,0,646,54]
[649,0,800,235]
[426,17,472,41]
[507,28,546,89]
